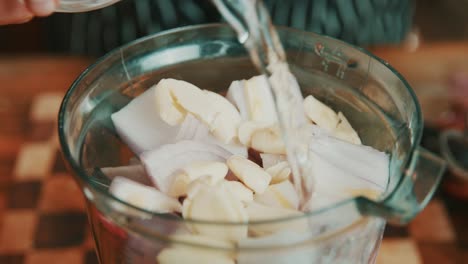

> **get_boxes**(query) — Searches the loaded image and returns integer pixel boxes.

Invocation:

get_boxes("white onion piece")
[309,135,389,192]
[175,114,200,142]
[140,140,232,193]
[109,176,181,215]
[206,137,247,158]
[237,232,315,264]
[111,85,179,154]
[177,114,247,157]
[223,180,254,202]
[304,191,349,212]
[101,165,151,186]
[226,80,249,120]
[227,155,272,194]
[260,153,287,169]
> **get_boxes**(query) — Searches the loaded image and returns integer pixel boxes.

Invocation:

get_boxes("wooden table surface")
[0,42,467,264]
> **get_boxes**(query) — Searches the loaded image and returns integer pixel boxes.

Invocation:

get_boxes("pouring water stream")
[212,0,315,207]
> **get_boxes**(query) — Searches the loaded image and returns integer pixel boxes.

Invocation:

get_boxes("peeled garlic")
[238,122,286,154]
[203,91,242,144]
[334,112,361,145]
[265,161,291,184]
[250,125,286,154]
[226,75,278,125]
[154,79,187,125]
[183,161,228,181]
[158,78,241,144]
[243,75,278,124]
[303,95,361,145]
[168,161,228,197]
[227,155,271,194]
[223,180,254,202]
[182,181,248,241]
[303,95,339,132]
[254,180,299,210]
[109,176,181,215]
[238,121,270,146]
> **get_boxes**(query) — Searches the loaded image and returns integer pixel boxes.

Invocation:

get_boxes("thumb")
[25,0,58,17]
[0,1,33,25]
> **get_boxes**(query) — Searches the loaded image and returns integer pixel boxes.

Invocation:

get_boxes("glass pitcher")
[58,24,446,263]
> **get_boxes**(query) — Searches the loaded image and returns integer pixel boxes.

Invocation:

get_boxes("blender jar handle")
[357,147,446,225]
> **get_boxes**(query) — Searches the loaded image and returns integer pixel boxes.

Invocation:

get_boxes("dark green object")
[45,0,413,56]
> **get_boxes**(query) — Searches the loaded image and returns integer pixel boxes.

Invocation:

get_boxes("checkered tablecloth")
[0,93,466,264]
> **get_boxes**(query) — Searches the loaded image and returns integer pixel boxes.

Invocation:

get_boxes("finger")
[25,0,58,17]
[0,0,33,25]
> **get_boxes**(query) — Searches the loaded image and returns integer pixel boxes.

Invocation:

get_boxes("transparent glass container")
[58,24,446,264]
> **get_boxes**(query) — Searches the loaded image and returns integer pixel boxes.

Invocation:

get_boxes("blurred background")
[0,0,467,263]
[0,0,467,55]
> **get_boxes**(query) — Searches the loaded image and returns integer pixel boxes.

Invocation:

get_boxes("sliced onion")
[140,140,232,193]
[175,114,200,142]
[205,137,247,157]
[111,85,180,154]
[176,114,247,157]
[309,135,389,193]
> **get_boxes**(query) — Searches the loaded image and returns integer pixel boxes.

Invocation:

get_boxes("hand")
[0,0,58,25]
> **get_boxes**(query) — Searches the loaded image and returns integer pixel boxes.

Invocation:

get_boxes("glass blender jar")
[58,24,446,263]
